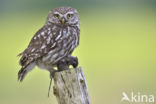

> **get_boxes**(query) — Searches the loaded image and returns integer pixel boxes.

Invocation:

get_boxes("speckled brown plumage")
[18,6,80,82]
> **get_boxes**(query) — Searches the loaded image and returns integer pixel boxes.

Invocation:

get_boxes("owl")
[18,6,80,82]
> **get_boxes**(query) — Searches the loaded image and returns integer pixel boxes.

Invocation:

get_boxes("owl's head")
[46,7,80,26]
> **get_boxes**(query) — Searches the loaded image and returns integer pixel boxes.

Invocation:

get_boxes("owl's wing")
[18,26,56,68]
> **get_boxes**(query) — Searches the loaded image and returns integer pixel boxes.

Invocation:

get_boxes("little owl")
[18,6,80,90]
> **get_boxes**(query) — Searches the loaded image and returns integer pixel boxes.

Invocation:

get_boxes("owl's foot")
[57,56,78,71]
[57,60,69,71]
[66,56,78,68]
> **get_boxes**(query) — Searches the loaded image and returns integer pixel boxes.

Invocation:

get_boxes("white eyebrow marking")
[65,12,74,16]
[53,12,60,14]
[66,12,74,14]
[53,12,63,17]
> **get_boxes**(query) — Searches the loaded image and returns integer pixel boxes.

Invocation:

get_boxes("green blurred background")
[0,0,156,104]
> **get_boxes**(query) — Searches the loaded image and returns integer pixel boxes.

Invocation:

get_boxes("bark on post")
[53,67,90,104]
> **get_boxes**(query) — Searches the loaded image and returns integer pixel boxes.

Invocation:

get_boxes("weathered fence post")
[53,67,90,104]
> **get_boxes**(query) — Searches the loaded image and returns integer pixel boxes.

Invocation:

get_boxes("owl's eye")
[53,14,60,18]
[67,14,73,18]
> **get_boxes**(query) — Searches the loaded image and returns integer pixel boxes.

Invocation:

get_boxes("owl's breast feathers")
[18,25,79,68]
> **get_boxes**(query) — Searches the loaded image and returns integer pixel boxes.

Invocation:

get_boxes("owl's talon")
[57,61,69,71]
[72,57,78,68]
[66,56,78,68]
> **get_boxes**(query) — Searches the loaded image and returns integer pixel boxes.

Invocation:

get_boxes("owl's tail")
[18,67,28,82]
[18,63,35,82]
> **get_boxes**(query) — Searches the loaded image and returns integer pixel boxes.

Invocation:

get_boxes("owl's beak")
[61,18,65,24]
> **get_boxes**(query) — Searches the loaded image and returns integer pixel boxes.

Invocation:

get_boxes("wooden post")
[53,67,90,104]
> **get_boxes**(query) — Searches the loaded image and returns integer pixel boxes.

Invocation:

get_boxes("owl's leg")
[66,56,78,68]
[18,62,35,82]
